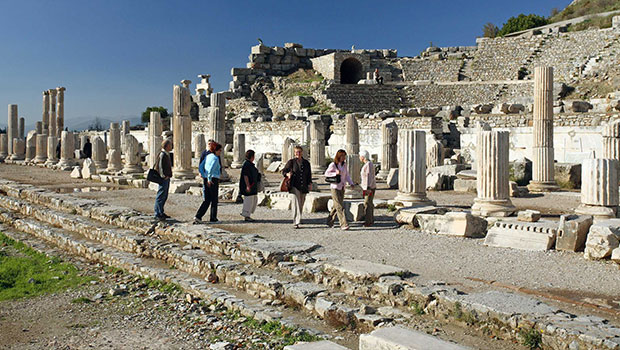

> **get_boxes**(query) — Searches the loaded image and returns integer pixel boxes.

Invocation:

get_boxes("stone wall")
[232,120,306,154]
[470,36,545,81]
[399,58,463,82]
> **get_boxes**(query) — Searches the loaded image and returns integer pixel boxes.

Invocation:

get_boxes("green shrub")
[519,327,543,350]
[498,14,548,36]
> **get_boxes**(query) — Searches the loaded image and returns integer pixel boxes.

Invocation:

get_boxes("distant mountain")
[65,115,142,131]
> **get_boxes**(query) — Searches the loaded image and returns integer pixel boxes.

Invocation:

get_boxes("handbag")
[280,176,290,192]
[325,174,341,183]
[147,168,164,185]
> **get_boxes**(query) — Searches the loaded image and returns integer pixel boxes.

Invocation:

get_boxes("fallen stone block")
[453,179,476,193]
[428,164,470,177]
[426,172,455,191]
[555,163,581,189]
[395,206,447,226]
[81,158,96,179]
[484,220,557,251]
[556,214,593,252]
[70,166,82,179]
[387,168,398,189]
[584,219,620,260]
[270,193,293,210]
[266,161,282,173]
[517,210,541,222]
[323,259,409,283]
[567,100,593,113]
[416,212,487,238]
[284,341,349,350]
[456,169,476,180]
[169,180,201,194]
[327,199,364,222]
[359,326,471,350]
[303,193,331,213]
[510,157,532,186]
[611,247,620,263]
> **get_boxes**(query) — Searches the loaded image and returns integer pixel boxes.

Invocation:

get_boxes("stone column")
[109,122,121,152]
[42,91,50,134]
[106,149,122,173]
[602,120,620,179]
[576,158,619,218]
[426,136,443,169]
[56,87,66,134]
[172,81,194,179]
[10,139,25,160]
[92,136,107,170]
[231,132,245,168]
[194,133,206,159]
[7,104,17,155]
[208,92,226,145]
[45,136,58,165]
[471,130,515,217]
[18,117,25,139]
[34,132,47,163]
[393,130,434,205]
[345,114,362,198]
[528,66,559,192]
[377,118,398,180]
[310,118,326,173]
[120,120,130,152]
[57,131,75,169]
[25,131,37,162]
[282,137,295,162]
[122,134,143,174]
[0,134,8,161]
[48,89,57,138]
[35,121,43,134]
[148,112,163,169]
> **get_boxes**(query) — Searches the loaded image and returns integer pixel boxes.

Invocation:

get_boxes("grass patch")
[451,302,476,325]
[410,301,425,315]
[141,277,182,294]
[568,13,614,31]
[386,204,397,212]
[72,296,92,304]
[0,232,92,301]
[284,69,324,84]
[519,327,543,350]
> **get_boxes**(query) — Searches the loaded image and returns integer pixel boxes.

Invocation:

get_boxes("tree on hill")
[497,14,548,36]
[88,117,104,131]
[141,106,169,124]
[482,22,499,38]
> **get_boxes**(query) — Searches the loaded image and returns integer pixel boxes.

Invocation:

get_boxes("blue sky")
[0,0,567,129]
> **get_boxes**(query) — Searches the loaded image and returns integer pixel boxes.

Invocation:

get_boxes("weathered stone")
[584,220,620,260]
[556,214,593,252]
[453,179,476,193]
[122,135,143,174]
[310,119,326,174]
[303,193,331,213]
[386,168,398,189]
[323,259,408,282]
[230,132,245,169]
[567,100,593,113]
[517,210,541,222]
[57,131,75,170]
[284,341,348,350]
[327,199,364,222]
[576,158,618,219]
[393,130,434,206]
[555,163,581,189]
[81,158,97,179]
[377,118,397,180]
[484,220,557,251]
[359,326,470,350]
[510,157,532,186]
[266,161,282,173]
[395,206,448,226]
[416,212,487,237]
[70,166,82,179]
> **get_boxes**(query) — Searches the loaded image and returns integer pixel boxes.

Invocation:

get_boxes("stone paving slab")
[322,259,409,282]
[359,326,471,350]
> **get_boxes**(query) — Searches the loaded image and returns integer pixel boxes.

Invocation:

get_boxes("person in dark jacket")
[56,140,61,159]
[154,139,173,221]
[83,137,92,159]
[240,149,260,221]
[281,145,312,228]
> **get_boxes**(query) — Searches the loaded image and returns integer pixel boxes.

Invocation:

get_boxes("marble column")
[42,91,50,134]
[109,122,121,152]
[208,92,226,145]
[18,117,25,139]
[106,149,122,173]
[282,137,295,162]
[120,120,130,152]
[345,114,362,199]
[57,131,75,169]
[56,87,66,134]
[576,158,619,218]
[194,133,206,159]
[231,132,245,169]
[122,134,143,174]
[0,134,8,161]
[377,118,398,180]
[602,120,620,179]
[528,66,559,192]
[7,104,17,155]
[10,139,25,160]
[25,131,37,162]
[48,89,57,138]
[45,136,58,165]
[34,132,47,163]
[426,136,443,169]
[172,81,194,179]
[35,121,43,134]
[310,118,326,173]
[471,130,515,217]
[148,112,163,169]
[393,130,434,205]
[92,136,107,170]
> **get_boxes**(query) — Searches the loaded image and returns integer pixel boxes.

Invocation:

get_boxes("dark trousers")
[154,179,170,217]
[195,178,219,221]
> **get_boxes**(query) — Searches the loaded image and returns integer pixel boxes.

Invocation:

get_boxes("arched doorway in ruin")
[340,58,363,84]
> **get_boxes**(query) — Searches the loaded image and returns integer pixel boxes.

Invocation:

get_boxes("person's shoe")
[209,219,221,224]
[293,224,300,229]
[155,215,166,221]
[162,213,171,219]
[193,218,204,225]
[341,226,350,231]
[326,219,334,228]
[244,217,255,222]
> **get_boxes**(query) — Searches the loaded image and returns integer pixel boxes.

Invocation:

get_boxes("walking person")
[83,137,92,159]
[282,145,313,229]
[359,150,376,227]
[194,143,222,224]
[240,149,260,222]
[325,149,355,230]
[154,139,173,221]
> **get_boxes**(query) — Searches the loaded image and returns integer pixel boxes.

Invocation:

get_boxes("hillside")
[551,0,620,22]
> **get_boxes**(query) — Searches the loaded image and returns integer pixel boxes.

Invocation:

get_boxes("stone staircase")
[457,59,472,81]
[519,34,553,80]
[322,84,407,113]
[1,176,620,349]
[580,34,620,78]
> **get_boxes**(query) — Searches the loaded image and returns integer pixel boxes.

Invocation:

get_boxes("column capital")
[56,86,66,93]
[48,89,57,96]
[43,90,49,96]
[181,80,191,88]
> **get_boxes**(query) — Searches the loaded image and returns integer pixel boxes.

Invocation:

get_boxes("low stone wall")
[233,120,306,154]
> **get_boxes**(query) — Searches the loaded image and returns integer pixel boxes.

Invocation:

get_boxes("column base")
[575,204,618,219]
[9,155,25,161]
[122,166,144,175]
[33,156,47,164]
[172,168,195,180]
[527,181,560,193]
[45,158,58,166]
[57,159,76,171]
[106,165,123,173]
[376,170,390,180]
[471,198,516,217]
[391,192,436,207]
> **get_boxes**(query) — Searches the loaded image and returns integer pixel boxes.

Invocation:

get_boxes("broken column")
[120,120,130,152]
[528,66,559,192]
[42,90,50,134]
[426,136,443,169]
[602,120,620,179]
[282,137,295,163]
[10,138,25,160]
[208,92,226,145]
[25,131,37,162]
[48,89,57,138]
[172,80,194,179]
[122,134,143,174]
[34,131,47,163]
[45,136,58,165]
[196,74,213,97]
[92,136,107,170]
[109,122,121,152]
[310,118,326,173]
[35,121,42,134]
[576,158,619,219]
[472,130,515,217]
[7,104,18,156]
[393,130,435,206]
[56,87,65,134]
[194,133,206,159]
[57,131,75,169]
[148,112,163,169]
[0,134,8,161]
[377,118,398,180]
[345,114,363,199]
[231,132,245,168]
[18,117,24,139]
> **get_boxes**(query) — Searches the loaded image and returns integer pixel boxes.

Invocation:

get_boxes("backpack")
[198,150,210,178]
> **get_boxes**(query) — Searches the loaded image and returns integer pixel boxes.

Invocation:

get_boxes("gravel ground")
[1,163,618,323]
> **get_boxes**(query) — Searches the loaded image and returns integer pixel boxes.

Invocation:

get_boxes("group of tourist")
[151,141,377,230]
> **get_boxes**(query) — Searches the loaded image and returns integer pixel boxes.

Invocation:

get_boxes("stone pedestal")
[231,133,245,169]
[92,136,107,170]
[48,89,57,138]
[56,87,66,135]
[57,131,76,169]
[172,82,194,179]
[393,130,435,206]
[148,112,163,169]
[25,131,37,162]
[106,149,122,173]
[122,134,143,174]
[194,133,206,159]
[472,130,515,217]
[0,134,8,161]
[7,104,18,155]
[10,138,25,160]
[34,133,47,163]
[528,66,559,192]
[576,158,619,219]
[310,118,326,173]
[45,136,58,165]
[378,118,398,180]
